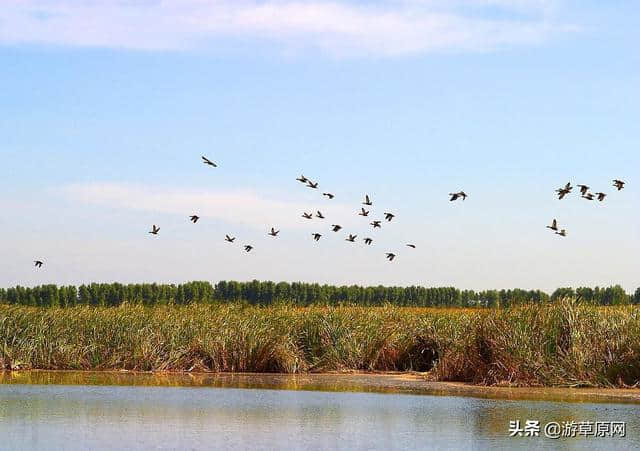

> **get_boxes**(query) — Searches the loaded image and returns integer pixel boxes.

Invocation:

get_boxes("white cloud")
[62,182,357,229]
[0,0,573,56]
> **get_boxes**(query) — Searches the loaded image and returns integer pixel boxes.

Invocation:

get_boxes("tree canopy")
[0,281,635,308]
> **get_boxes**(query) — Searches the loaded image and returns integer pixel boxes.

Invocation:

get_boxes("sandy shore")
[2,370,640,404]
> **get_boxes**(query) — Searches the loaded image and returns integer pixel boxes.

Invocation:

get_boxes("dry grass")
[1,300,639,387]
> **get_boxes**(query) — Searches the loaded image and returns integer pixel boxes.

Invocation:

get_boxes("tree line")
[0,281,637,308]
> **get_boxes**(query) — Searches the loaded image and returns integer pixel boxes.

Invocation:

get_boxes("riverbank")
[2,300,639,387]
[3,370,640,404]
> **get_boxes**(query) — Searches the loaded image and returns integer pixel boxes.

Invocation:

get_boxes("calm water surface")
[1,373,639,450]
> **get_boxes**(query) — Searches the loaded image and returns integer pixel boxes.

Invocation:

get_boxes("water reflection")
[1,371,640,404]
[0,382,638,451]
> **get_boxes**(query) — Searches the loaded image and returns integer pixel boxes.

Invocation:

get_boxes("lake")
[1,372,639,450]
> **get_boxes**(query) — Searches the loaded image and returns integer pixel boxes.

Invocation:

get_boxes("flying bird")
[582,193,595,201]
[268,228,280,237]
[556,182,572,200]
[595,192,607,202]
[316,211,325,219]
[331,224,342,232]
[189,215,200,223]
[385,253,396,261]
[406,244,416,249]
[323,193,335,199]
[546,219,558,231]
[149,225,160,235]
[201,156,217,167]
[578,184,590,195]
[363,195,372,206]
[225,235,236,243]
[370,220,382,229]
[384,212,395,222]
[306,181,319,189]
[364,238,373,245]
[558,182,573,192]
[613,179,625,191]
[346,234,357,242]
[312,233,322,241]
[358,208,369,217]
[296,175,309,183]
[244,245,253,252]
[33,260,43,268]
[302,212,313,219]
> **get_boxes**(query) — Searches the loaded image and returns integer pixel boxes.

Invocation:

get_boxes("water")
[1,373,639,450]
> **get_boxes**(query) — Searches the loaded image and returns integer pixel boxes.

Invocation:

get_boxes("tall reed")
[1,300,638,387]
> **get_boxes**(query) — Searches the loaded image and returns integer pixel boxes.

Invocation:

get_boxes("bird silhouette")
[358,208,369,217]
[595,192,607,202]
[296,175,308,183]
[331,224,342,232]
[406,244,416,249]
[302,212,313,219]
[582,193,595,201]
[556,182,573,192]
[449,193,460,201]
[613,179,625,191]
[316,211,325,219]
[149,225,160,235]
[364,238,373,245]
[323,193,335,199]
[546,219,558,231]
[555,229,567,237]
[225,234,236,243]
[450,191,467,201]
[458,191,467,201]
[370,220,382,229]
[363,195,372,206]
[268,227,279,237]
[201,156,217,167]
[384,212,395,222]
[33,260,43,268]
[578,184,590,195]
[385,253,396,261]
[346,234,357,242]
[244,245,253,252]
[556,182,572,199]
[312,233,322,241]
[306,181,319,189]
[189,215,200,223]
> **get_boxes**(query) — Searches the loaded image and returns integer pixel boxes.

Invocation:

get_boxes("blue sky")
[1,1,638,292]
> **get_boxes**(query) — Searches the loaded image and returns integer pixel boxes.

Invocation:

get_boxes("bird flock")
[286,173,416,262]
[31,156,628,268]
[152,157,418,264]
[548,179,626,238]
[99,156,419,265]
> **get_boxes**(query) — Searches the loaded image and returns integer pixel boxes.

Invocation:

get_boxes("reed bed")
[1,299,639,387]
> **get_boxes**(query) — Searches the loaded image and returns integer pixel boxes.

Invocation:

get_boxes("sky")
[1,0,638,292]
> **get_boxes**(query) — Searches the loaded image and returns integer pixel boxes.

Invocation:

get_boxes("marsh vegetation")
[2,299,639,387]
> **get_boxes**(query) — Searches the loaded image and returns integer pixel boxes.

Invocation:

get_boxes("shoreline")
[2,370,640,405]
